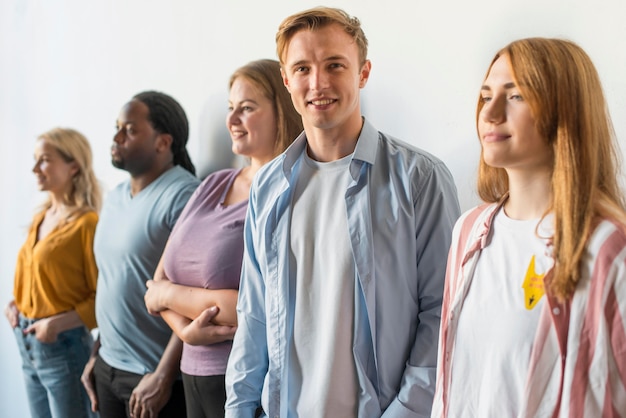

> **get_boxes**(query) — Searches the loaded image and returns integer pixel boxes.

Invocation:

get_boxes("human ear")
[280,67,291,93]
[156,133,173,153]
[69,161,80,177]
[359,60,372,88]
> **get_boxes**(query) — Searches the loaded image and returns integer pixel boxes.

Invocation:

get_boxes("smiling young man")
[225,7,460,418]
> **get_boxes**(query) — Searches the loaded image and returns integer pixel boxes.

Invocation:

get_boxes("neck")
[303,116,362,162]
[48,193,72,214]
[504,169,552,220]
[129,161,174,196]
[247,157,266,177]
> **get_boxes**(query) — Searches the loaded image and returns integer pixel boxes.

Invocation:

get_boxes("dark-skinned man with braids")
[81,91,200,418]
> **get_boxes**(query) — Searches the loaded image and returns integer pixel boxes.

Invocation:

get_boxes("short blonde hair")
[276,6,368,66]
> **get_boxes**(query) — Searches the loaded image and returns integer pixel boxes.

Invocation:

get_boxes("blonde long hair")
[476,38,626,301]
[38,127,102,216]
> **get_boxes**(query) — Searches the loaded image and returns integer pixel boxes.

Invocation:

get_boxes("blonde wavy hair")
[476,37,626,301]
[37,127,102,216]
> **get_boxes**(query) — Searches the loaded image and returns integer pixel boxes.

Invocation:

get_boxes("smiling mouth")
[310,99,335,106]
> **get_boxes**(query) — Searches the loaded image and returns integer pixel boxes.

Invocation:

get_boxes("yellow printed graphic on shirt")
[521,255,545,310]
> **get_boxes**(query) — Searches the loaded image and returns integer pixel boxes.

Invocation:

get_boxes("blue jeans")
[14,315,97,418]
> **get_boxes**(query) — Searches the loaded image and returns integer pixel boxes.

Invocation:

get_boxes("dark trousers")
[181,373,226,418]
[93,355,186,418]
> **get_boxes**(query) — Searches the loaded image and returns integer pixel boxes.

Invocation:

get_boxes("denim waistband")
[18,314,39,329]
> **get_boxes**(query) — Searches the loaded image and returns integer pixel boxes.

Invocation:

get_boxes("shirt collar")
[280,118,378,182]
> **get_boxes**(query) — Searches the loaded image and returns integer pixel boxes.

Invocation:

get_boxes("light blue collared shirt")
[225,119,460,418]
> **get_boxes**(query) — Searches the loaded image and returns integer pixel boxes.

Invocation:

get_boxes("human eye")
[294,65,309,74]
[480,95,492,103]
[508,92,524,101]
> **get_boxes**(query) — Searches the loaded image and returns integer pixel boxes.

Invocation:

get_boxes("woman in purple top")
[143,59,303,418]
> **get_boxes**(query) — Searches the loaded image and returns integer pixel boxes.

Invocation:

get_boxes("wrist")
[160,281,175,311]
[152,367,176,387]
[46,316,60,335]
[48,310,78,334]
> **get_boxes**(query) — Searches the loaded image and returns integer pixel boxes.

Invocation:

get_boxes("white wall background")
[1,0,625,416]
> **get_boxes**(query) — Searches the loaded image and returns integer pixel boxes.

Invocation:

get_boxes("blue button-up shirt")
[225,119,460,418]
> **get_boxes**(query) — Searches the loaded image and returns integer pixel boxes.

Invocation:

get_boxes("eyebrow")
[229,99,259,106]
[481,82,517,91]
[288,54,348,69]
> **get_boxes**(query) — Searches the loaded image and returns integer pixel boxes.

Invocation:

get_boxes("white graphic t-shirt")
[448,209,554,417]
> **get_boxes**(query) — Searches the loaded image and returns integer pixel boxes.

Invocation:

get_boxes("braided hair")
[133,91,196,175]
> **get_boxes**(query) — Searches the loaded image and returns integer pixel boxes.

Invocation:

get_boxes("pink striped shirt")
[432,202,626,417]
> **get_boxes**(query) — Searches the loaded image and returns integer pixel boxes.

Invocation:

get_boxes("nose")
[226,110,240,127]
[32,161,39,174]
[310,67,329,91]
[481,95,506,124]
[113,129,124,144]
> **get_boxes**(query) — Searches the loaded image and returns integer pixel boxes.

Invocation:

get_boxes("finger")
[137,401,149,418]
[133,396,146,418]
[198,306,219,324]
[82,380,95,401]
[6,304,19,328]
[141,404,153,418]
[145,279,153,289]
[88,390,98,412]
[81,369,99,412]
[8,315,18,328]
[205,325,236,343]
[129,393,136,417]
[218,325,238,339]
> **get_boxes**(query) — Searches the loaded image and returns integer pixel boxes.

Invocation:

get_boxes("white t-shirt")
[288,151,358,418]
[448,209,554,417]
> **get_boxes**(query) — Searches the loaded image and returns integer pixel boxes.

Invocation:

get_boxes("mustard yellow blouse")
[13,210,98,329]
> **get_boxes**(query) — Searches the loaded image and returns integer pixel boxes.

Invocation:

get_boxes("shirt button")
[553,307,560,315]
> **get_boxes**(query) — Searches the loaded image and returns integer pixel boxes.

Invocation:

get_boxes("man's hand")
[179,307,237,346]
[81,355,99,413]
[129,371,173,418]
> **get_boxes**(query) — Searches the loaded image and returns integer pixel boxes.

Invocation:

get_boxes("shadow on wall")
[197,91,237,180]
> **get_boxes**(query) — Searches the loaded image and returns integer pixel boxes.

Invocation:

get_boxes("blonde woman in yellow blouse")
[4,127,101,418]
